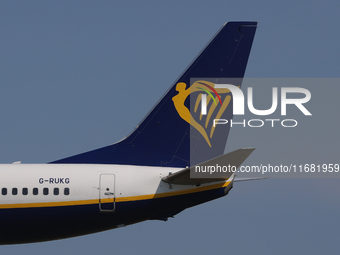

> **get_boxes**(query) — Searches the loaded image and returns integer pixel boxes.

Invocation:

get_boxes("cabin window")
[0,187,71,196]
[12,188,18,195]
[43,188,49,195]
[33,187,38,195]
[53,188,59,195]
[22,188,28,195]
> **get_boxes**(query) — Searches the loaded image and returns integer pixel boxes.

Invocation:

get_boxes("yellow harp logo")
[172,80,231,147]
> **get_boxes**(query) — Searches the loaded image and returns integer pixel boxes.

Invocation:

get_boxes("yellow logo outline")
[172,80,231,148]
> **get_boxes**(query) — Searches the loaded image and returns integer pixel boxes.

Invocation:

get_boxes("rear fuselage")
[0,164,232,244]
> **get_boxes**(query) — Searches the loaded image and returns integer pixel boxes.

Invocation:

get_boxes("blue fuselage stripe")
[0,185,231,244]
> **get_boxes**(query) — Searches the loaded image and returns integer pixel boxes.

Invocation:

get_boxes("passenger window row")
[1,187,70,196]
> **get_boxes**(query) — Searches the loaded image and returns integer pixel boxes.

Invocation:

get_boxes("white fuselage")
[0,164,232,244]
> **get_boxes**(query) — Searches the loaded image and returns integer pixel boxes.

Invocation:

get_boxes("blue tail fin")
[50,21,257,167]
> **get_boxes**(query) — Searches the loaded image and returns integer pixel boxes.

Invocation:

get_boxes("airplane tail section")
[50,22,257,167]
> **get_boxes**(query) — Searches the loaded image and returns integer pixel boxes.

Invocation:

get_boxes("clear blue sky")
[0,1,339,254]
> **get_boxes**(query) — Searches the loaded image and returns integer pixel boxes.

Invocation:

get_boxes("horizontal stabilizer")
[162,148,255,185]
[234,177,268,182]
